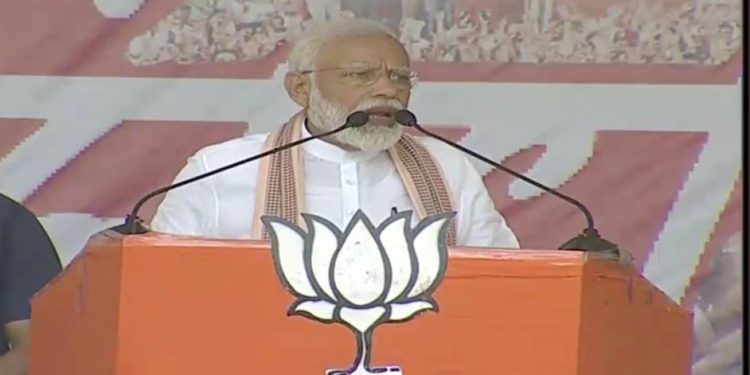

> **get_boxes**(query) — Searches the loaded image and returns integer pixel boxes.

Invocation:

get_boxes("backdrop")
[0,0,743,372]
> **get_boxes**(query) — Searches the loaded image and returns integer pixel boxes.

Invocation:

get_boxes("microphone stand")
[111,111,370,235]
[395,110,625,258]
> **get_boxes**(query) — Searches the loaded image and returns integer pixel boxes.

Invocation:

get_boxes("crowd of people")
[126,0,741,66]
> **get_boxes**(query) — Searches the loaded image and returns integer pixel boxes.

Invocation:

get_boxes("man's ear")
[284,72,310,107]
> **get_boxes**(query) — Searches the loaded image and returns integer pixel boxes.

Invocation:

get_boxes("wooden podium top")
[29,232,690,375]
[95,230,601,267]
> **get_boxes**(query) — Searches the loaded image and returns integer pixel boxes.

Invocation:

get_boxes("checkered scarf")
[251,111,457,245]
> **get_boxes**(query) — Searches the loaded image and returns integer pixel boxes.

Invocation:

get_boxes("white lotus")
[262,210,454,375]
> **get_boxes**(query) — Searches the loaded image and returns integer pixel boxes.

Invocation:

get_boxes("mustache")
[354,98,404,111]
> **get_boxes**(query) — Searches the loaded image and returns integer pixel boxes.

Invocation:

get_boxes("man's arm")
[0,195,62,374]
[150,155,218,236]
[0,321,30,375]
[454,155,520,249]
[421,137,519,248]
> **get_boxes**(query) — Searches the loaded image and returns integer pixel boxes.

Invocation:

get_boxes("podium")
[29,231,691,375]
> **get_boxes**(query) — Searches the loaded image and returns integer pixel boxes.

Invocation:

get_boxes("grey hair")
[287,19,398,72]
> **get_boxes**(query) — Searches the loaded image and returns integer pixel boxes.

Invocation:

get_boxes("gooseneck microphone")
[394,109,622,255]
[111,111,370,235]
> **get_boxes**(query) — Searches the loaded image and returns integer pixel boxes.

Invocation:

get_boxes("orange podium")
[29,232,691,375]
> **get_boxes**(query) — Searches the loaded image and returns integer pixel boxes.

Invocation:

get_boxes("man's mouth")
[365,107,398,120]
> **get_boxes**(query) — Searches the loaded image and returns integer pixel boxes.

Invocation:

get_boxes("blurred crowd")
[127,0,742,65]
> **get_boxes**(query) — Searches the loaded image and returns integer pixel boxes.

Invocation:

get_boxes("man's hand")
[0,320,31,375]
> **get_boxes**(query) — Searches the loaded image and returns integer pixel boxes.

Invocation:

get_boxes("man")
[0,193,62,375]
[151,18,519,249]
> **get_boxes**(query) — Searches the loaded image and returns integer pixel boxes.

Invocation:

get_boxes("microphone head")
[346,111,370,128]
[394,110,417,127]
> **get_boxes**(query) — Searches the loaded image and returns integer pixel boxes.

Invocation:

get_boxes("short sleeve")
[0,200,62,325]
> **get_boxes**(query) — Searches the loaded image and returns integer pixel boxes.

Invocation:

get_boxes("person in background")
[0,193,62,375]
[692,233,743,375]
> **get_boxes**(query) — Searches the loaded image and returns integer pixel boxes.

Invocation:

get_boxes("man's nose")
[369,70,404,98]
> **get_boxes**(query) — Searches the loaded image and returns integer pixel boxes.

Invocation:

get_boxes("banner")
[0,0,742,372]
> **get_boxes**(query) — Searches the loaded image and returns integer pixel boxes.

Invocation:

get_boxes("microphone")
[110,111,370,235]
[394,109,623,256]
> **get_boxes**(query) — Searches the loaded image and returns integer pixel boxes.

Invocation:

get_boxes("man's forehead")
[342,60,411,69]
[318,34,409,66]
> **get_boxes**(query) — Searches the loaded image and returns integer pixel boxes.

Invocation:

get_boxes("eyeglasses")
[298,62,418,89]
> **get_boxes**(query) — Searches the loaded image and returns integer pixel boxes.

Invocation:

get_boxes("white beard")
[307,80,405,152]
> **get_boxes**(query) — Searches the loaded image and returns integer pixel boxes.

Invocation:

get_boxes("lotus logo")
[261,210,454,375]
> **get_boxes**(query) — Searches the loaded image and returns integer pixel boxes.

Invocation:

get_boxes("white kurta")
[151,126,520,249]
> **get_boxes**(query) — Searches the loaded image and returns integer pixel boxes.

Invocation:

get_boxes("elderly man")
[151,19,519,248]
[0,193,62,375]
